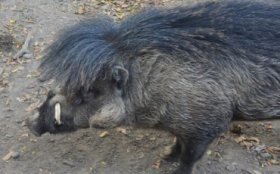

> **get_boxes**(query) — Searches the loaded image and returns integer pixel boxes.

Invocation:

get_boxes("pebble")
[63,160,75,167]
[206,150,212,156]
[15,120,22,124]
[11,151,20,159]
[0,67,3,75]
[226,162,237,171]
[5,134,13,138]
[138,152,144,159]
[23,53,33,59]
[21,121,27,127]
[260,152,272,159]
[253,170,262,174]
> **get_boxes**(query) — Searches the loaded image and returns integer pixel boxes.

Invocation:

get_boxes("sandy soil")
[0,0,279,174]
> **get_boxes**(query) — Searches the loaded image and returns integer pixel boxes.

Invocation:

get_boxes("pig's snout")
[26,112,46,137]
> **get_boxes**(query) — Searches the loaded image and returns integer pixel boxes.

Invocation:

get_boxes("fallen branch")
[13,31,33,59]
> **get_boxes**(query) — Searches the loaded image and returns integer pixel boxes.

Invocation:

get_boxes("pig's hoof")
[162,143,181,162]
[163,153,180,162]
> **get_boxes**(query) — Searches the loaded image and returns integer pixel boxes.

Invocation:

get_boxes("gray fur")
[28,1,280,174]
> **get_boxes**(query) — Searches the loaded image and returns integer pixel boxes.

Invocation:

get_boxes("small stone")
[0,67,3,75]
[101,161,107,166]
[253,170,262,174]
[15,120,22,124]
[63,160,75,167]
[4,115,11,118]
[22,53,33,59]
[260,152,272,159]
[160,145,172,158]
[77,144,90,152]
[5,134,13,138]
[138,152,144,159]
[11,151,20,159]
[30,138,37,143]
[21,121,27,127]
[34,42,40,46]
[149,136,156,141]
[226,163,237,171]
[76,5,86,15]
[206,150,212,156]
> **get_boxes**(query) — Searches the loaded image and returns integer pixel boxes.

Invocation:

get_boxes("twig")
[13,31,33,59]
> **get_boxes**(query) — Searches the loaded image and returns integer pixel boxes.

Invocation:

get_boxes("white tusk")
[54,103,62,125]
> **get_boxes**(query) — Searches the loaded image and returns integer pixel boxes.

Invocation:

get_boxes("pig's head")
[27,65,129,136]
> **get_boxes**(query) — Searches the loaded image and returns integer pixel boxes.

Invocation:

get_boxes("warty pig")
[27,1,280,173]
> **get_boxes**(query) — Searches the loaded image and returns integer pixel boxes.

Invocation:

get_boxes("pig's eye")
[82,88,101,101]
[73,97,83,105]
[67,93,83,105]
[88,88,101,98]
[72,87,101,104]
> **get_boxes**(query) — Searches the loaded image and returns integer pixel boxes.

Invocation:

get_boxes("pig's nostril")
[26,113,45,137]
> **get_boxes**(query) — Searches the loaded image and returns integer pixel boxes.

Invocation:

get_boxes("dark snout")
[26,90,91,136]
[26,112,46,137]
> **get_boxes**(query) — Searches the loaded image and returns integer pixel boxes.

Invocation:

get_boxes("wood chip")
[152,159,161,169]
[2,151,19,161]
[99,131,109,138]
[25,101,41,112]
[116,127,127,135]
[63,160,75,167]
[2,151,13,161]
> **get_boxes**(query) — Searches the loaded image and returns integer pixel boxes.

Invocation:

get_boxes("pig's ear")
[112,65,129,89]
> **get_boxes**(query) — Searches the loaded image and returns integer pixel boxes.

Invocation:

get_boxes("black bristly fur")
[32,1,280,174]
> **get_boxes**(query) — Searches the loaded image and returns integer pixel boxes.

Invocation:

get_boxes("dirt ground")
[0,0,279,174]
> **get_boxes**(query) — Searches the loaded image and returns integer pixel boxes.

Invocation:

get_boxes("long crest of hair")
[40,16,119,93]
[40,0,280,94]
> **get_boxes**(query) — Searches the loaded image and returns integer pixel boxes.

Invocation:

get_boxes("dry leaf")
[76,5,86,15]
[265,123,273,130]
[99,131,109,138]
[268,159,280,165]
[11,66,24,73]
[116,127,127,135]
[149,136,156,141]
[152,159,161,169]
[266,146,280,154]
[253,170,262,174]
[2,151,13,161]
[25,101,41,112]
[136,134,144,141]
[9,19,16,25]
[234,135,246,143]
[246,136,260,144]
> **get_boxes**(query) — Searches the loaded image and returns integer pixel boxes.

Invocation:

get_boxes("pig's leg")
[173,136,215,174]
[163,137,182,162]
